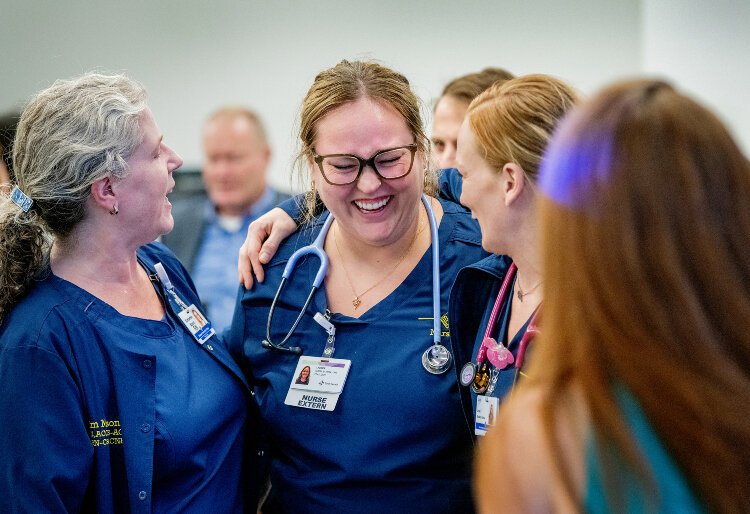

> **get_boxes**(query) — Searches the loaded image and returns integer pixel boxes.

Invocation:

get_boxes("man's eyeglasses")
[313,144,418,185]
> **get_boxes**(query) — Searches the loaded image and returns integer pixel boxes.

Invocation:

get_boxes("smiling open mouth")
[353,196,391,212]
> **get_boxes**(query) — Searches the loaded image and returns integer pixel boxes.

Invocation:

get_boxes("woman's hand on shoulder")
[238,207,298,288]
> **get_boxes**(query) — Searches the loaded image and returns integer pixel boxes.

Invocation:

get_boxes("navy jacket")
[448,254,516,428]
[0,243,262,513]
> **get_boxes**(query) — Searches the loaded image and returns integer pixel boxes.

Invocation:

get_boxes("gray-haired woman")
[0,73,257,512]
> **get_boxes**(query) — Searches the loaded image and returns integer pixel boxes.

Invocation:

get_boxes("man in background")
[431,67,514,171]
[163,107,290,330]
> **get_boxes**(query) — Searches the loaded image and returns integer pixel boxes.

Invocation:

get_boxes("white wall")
[642,0,750,155]
[5,1,748,187]
[1,0,641,191]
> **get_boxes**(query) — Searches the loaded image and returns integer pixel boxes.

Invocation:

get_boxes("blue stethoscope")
[261,194,452,375]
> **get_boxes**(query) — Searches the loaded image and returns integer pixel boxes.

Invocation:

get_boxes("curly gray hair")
[0,72,147,322]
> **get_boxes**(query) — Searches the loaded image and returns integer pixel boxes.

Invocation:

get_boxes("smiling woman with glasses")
[313,143,418,185]
[226,59,488,513]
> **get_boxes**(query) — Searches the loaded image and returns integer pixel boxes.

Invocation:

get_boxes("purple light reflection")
[539,110,614,212]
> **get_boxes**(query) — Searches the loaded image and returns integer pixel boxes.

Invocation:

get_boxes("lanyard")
[152,262,216,344]
[476,263,517,364]
[474,262,540,365]
[460,262,540,392]
[154,262,189,310]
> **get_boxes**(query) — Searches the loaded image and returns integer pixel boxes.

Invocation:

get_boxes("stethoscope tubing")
[474,262,539,370]
[262,214,334,355]
[282,214,333,286]
[423,195,442,346]
[477,263,517,363]
[263,195,445,367]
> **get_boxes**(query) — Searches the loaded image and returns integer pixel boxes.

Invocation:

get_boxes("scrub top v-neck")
[34,243,248,512]
[231,199,488,513]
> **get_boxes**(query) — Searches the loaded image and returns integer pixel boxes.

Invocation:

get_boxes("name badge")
[475,395,499,436]
[178,304,215,344]
[284,357,351,412]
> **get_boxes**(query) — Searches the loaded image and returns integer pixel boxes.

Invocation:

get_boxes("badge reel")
[154,263,215,344]
[284,311,351,412]
[460,360,490,394]
[461,336,514,394]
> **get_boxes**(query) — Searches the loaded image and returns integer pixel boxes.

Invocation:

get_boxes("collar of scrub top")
[475,262,540,370]
[262,194,451,374]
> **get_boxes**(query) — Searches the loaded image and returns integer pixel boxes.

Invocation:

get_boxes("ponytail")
[0,195,51,323]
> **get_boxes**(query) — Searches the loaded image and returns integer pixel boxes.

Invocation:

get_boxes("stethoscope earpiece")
[261,215,335,357]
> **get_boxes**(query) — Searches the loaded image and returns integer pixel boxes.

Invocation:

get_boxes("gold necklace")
[334,209,425,309]
[516,273,543,302]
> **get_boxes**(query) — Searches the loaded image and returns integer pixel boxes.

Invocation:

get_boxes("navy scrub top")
[0,243,252,513]
[229,199,487,514]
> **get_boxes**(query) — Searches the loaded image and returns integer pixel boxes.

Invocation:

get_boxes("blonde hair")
[532,79,750,512]
[0,73,147,322]
[295,60,434,222]
[439,67,514,106]
[467,74,578,181]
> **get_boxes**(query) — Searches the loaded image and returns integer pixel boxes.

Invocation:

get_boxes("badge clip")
[314,312,336,357]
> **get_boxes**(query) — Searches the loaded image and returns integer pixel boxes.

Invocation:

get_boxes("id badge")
[178,304,215,344]
[284,357,351,412]
[475,395,500,436]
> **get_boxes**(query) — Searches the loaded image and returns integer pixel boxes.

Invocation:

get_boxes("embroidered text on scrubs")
[88,418,123,447]
[421,313,451,338]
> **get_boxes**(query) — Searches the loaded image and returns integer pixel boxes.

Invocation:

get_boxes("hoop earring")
[109,204,119,215]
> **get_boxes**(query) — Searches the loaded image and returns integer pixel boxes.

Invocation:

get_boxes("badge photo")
[284,357,352,412]
[178,304,215,344]
[475,395,499,437]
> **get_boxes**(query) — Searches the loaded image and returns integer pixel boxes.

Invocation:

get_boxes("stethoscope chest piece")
[422,344,452,375]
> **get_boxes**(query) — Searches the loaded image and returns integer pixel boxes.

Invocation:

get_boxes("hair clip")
[10,185,33,213]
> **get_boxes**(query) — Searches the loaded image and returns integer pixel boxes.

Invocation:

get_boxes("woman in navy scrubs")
[240,75,577,429]
[450,75,578,437]
[476,80,750,512]
[228,60,487,513]
[234,73,578,510]
[0,73,255,512]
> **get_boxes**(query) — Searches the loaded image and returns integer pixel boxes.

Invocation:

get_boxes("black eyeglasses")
[313,144,418,185]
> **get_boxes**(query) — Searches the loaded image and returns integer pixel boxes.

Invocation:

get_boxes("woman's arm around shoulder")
[236,172,466,290]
